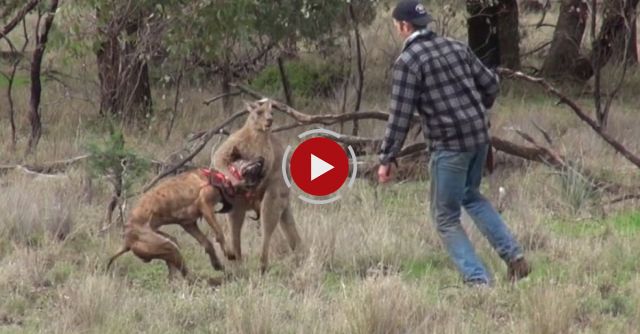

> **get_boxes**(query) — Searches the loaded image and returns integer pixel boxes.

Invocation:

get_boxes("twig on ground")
[606,194,640,205]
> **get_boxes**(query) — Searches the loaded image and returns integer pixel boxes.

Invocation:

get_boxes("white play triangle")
[310,154,334,181]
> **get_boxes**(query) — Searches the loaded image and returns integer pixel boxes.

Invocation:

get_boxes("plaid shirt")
[378,29,500,165]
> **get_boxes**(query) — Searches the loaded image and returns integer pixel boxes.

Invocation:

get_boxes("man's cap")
[392,0,432,27]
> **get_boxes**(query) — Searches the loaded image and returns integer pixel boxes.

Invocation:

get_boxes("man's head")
[246,98,274,132]
[392,0,432,39]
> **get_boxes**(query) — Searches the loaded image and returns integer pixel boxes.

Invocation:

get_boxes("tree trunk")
[467,1,501,68]
[96,17,119,117]
[95,6,152,126]
[541,0,591,81]
[26,0,59,155]
[466,0,521,69]
[221,66,233,115]
[497,0,521,69]
[122,17,152,125]
[592,0,639,69]
[349,2,364,136]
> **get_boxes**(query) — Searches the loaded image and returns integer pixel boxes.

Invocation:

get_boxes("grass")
[1,4,640,334]
[1,168,640,332]
[0,74,30,88]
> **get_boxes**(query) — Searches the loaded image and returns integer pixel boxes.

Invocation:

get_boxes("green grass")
[0,74,30,88]
[548,210,640,238]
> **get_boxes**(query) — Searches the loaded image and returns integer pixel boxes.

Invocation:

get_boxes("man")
[377,0,530,286]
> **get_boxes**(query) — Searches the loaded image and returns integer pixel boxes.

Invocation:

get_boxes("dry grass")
[1,5,640,334]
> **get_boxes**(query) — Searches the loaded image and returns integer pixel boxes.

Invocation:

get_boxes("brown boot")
[507,256,531,282]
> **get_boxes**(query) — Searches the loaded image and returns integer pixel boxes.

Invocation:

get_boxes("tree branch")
[497,67,640,169]
[0,0,39,38]
[231,82,389,124]
[203,91,241,106]
[141,109,249,192]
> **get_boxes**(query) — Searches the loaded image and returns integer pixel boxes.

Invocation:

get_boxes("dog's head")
[231,156,265,187]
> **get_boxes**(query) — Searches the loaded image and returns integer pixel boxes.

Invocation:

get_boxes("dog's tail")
[107,246,130,270]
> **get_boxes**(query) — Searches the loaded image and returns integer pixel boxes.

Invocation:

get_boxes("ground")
[1,3,640,334]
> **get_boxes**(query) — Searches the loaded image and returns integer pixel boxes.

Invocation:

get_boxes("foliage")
[251,58,346,99]
[85,129,150,193]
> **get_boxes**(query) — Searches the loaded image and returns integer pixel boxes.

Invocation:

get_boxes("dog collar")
[200,168,236,198]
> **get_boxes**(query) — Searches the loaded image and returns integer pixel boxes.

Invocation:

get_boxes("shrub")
[85,129,150,195]
[250,58,346,100]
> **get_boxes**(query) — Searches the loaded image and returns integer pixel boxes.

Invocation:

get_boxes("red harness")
[199,167,256,200]
[200,168,236,197]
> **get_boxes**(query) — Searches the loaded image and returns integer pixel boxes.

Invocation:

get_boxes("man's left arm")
[378,60,418,177]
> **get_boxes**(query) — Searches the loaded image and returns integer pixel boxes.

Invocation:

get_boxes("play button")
[311,154,333,181]
[290,137,349,197]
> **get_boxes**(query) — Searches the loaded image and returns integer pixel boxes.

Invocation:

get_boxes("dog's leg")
[181,222,224,271]
[198,188,232,260]
[130,227,188,280]
[259,191,285,274]
[155,230,180,247]
[229,207,246,261]
[279,205,301,251]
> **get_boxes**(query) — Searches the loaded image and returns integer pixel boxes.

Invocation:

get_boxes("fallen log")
[0,154,90,176]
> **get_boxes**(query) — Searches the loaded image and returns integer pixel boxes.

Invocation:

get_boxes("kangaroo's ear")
[258,98,272,109]
[230,146,241,161]
[244,100,257,112]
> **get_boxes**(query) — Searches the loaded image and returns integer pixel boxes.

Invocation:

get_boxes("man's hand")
[377,164,392,184]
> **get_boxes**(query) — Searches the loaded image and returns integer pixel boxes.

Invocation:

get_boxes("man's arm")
[467,46,500,109]
[378,60,418,166]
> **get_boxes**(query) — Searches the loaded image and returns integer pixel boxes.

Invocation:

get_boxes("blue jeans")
[429,144,523,284]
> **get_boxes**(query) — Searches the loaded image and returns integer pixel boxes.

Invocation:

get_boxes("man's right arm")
[467,46,500,109]
[378,59,418,167]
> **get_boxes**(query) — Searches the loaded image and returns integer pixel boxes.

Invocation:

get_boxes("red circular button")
[290,137,349,197]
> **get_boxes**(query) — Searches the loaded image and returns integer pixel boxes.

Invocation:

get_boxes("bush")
[250,58,346,100]
[85,129,150,196]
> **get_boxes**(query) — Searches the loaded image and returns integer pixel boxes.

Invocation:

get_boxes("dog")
[107,154,265,282]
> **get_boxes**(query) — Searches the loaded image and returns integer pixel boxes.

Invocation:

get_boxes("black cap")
[392,0,432,27]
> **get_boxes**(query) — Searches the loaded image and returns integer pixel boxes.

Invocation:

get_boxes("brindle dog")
[107,155,265,282]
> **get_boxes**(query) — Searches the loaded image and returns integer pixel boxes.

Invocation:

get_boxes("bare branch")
[166,60,185,142]
[0,154,91,176]
[0,0,39,38]
[231,83,389,125]
[535,0,551,28]
[531,120,554,145]
[607,194,640,205]
[203,91,241,106]
[141,109,249,193]
[521,41,552,57]
[498,67,640,169]
[277,57,294,107]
